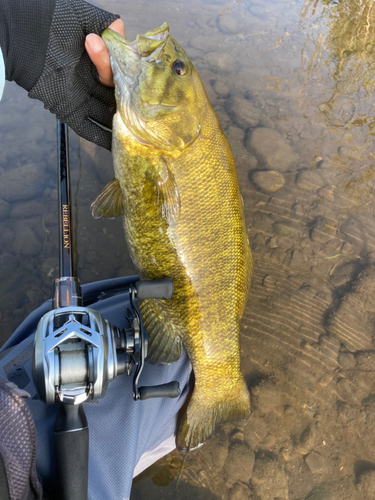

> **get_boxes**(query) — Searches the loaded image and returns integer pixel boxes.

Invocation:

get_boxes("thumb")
[85,19,125,87]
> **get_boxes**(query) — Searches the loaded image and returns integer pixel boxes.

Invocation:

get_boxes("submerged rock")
[212,79,229,96]
[203,50,235,73]
[251,380,283,414]
[228,482,253,500]
[26,289,45,306]
[273,220,301,238]
[309,217,337,244]
[189,35,219,52]
[226,126,245,143]
[0,224,15,247]
[295,169,329,192]
[0,199,10,220]
[225,126,249,157]
[11,200,45,219]
[223,443,255,487]
[249,5,268,19]
[356,470,375,496]
[41,257,60,285]
[338,352,355,369]
[247,127,296,172]
[0,253,18,280]
[258,115,275,129]
[217,14,240,35]
[251,453,289,500]
[13,226,42,256]
[226,95,261,129]
[305,451,327,475]
[327,265,375,351]
[245,90,265,109]
[251,170,285,193]
[0,163,46,202]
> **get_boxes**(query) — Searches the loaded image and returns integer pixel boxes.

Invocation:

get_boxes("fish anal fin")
[139,299,182,365]
[91,177,125,219]
[154,158,180,221]
[176,381,250,452]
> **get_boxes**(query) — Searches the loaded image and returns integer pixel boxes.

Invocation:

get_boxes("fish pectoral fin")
[91,177,126,219]
[154,158,180,220]
[139,299,182,365]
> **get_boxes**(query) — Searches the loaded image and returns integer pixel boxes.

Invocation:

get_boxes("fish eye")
[173,60,187,76]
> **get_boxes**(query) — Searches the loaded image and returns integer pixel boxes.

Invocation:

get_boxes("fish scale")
[92,23,252,451]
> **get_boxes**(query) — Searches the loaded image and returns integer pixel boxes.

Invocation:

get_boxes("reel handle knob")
[135,278,174,300]
[138,381,180,400]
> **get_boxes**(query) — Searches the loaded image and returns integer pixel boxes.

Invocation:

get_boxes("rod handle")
[54,404,88,500]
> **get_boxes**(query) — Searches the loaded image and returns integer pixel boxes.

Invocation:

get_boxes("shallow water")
[2,0,375,498]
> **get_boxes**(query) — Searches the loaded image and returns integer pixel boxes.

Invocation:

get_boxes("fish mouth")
[101,29,141,87]
[102,24,170,89]
[101,28,134,50]
[102,24,185,152]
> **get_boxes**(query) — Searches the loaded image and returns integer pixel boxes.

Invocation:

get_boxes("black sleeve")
[0,0,120,150]
[0,0,56,91]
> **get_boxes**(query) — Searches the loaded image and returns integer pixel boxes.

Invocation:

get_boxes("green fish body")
[92,24,252,451]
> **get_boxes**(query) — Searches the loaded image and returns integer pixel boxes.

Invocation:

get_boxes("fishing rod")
[32,120,180,500]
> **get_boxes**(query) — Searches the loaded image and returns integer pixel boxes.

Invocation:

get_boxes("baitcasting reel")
[33,276,180,406]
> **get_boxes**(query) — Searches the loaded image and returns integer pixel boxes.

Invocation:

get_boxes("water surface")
[1,0,375,498]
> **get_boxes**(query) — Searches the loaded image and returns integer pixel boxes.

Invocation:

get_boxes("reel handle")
[139,381,181,400]
[130,279,180,401]
[135,278,174,300]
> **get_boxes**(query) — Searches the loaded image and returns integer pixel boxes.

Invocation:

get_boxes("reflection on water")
[2,0,375,498]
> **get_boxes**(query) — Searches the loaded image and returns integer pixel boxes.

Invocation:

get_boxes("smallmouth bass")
[92,24,252,451]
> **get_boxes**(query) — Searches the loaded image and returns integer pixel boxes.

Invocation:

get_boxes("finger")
[108,18,126,37]
[85,19,125,87]
[86,34,113,86]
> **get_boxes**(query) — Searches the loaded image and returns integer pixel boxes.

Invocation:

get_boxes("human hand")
[85,19,126,88]
[1,0,121,149]
[24,0,122,151]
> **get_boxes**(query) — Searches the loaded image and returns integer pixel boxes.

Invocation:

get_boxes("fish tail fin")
[176,380,250,452]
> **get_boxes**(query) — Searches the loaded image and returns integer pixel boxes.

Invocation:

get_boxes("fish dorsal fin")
[91,177,125,219]
[139,299,182,365]
[154,158,180,221]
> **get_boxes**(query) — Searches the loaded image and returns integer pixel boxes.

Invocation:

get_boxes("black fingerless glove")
[0,0,119,150]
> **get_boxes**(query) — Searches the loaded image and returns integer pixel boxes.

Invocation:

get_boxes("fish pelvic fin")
[140,299,182,365]
[91,177,125,219]
[176,380,250,452]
